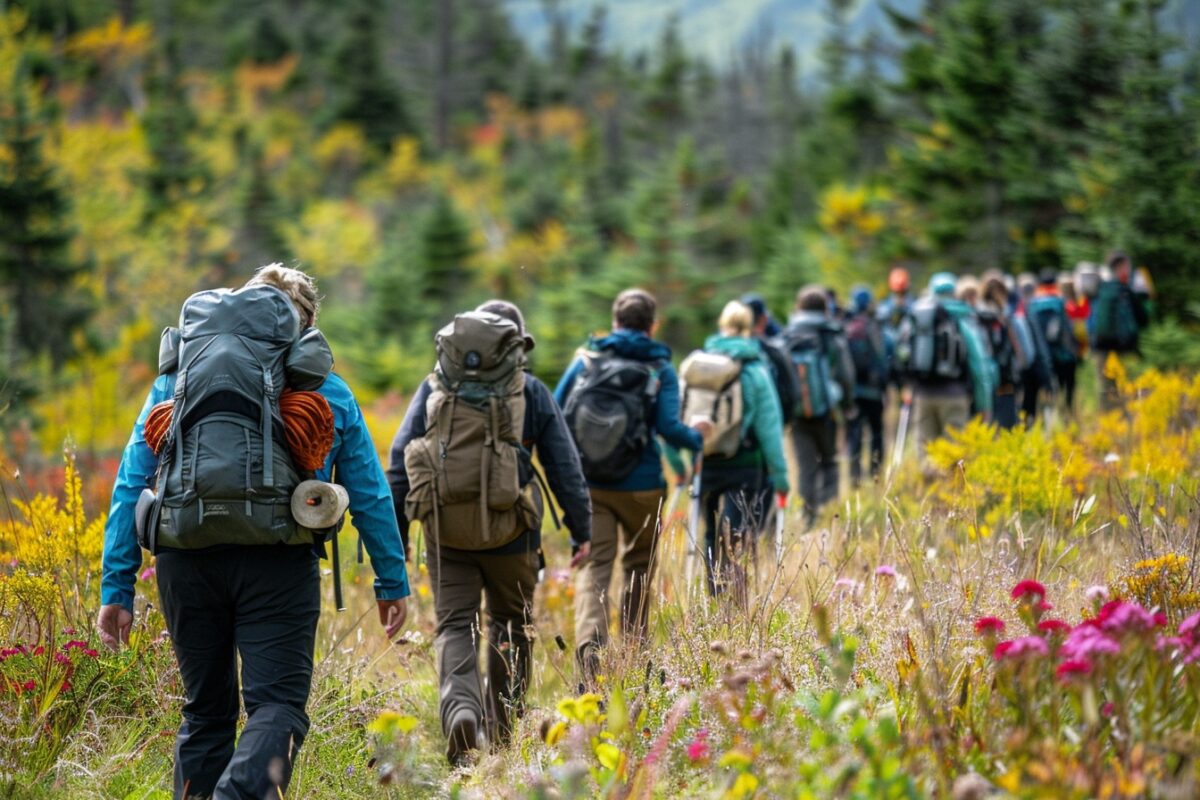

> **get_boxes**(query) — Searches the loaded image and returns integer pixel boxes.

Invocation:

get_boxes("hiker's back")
[562,349,660,483]
[776,317,839,419]
[899,297,967,386]
[403,312,542,550]
[679,349,744,458]
[845,312,887,398]
[1091,280,1140,352]
[152,285,333,551]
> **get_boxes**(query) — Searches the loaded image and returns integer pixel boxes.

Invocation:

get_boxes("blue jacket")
[554,329,703,491]
[101,372,410,612]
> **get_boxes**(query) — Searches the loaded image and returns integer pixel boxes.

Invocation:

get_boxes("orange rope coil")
[143,390,334,473]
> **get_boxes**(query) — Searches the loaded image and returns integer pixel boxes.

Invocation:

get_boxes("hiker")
[554,288,707,685]
[1089,251,1150,411]
[896,272,995,467]
[97,265,410,800]
[1008,282,1052,428]
[741,292,783,338]
[743,292,804,491]
[978,273,1024,430]
[1063,269,1091,361]
[844,286,888,485]
[678,301,789,597]
[1027,269,1080,417]
[876,266,912,338]
[777,285,854,526]
[388,300,592,766]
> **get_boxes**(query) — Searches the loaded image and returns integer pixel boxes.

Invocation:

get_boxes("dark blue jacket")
[554,329,703,491]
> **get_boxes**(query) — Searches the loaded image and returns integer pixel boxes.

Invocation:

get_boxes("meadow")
[2,356,1198,799]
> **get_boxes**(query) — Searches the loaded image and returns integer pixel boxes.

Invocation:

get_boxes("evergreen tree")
[0,63,93,406]
[418,192,477,333]
[226,132,289,281]
[140,34,207,220]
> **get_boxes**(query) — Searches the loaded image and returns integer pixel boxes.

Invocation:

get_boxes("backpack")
[679,351,745,459]
[561,351,661,483]
[777,326,837,419]
[976,307,1020,387]
[1091,281,1139,351]
[902,298,967,383]
[845,313,886,390]
[145,285,334,553]
[1029,297,1077,365]
[403,312,542,551]
[757,336,804,424]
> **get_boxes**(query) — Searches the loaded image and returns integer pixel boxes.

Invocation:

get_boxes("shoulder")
[318,372,356,407]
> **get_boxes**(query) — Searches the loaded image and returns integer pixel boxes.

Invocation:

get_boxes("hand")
[691,419,714,440]
[901,387,913,405]
[97,604,133,651]
[775,491,788,508]
[378,598,408,639]
[570,541,591,569]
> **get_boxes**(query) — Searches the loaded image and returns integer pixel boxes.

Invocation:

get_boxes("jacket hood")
[704,334,763,361]
[588,329,673,361]
[787,311,836,331]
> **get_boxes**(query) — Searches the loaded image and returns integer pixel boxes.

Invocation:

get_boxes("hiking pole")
[773,492,786,564]
[684,454,704,596]
[890,397,911,474]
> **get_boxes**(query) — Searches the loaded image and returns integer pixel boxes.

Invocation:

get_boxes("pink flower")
[994,636,1048,661]
[1037,619,1070,634]
[974,617,1006,635]
[1011,580,1046,601]
[1061,625,1122,661]
[62,627,76,636]
[1055,660,1093,681]
[1085,585,1110,603]
[21,680,35,692]
[33,646,44,656]
[1180,611,1200,638]
[1036,601,1054,613]
[685,729,710,763]
[63,640,89,651]
[1095,600,1158,635]
[875,565,897,578]
[1101,702,1115,717]
[140,566,156,582]
[84,648,98,658]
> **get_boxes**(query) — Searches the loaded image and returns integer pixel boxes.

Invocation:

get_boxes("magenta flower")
[994,636,1048,661]
[1095,600,1158,635]
[1180,610,1200,638]
[1011,580,1046,601]
[1055,660,1093,681]
[875,565,897,578]
[686,729,711,763]
[1085,585,1110,603]
[1037,619,1070,635]
[1060,625,1122,661]
[974,617,1006,635]
[140,566,157,581]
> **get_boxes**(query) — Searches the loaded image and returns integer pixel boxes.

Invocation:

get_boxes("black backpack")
[977,307,1020,387]
[844,313,887,390]
[562,351,661,483]
[757,336,804,423]
[899,298,967,383]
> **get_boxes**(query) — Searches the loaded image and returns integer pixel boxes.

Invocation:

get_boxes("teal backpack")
[776,326,837,419]
[1091,281,1139,352]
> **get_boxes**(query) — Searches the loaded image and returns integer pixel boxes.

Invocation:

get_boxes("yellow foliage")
[281,199,380,276]
[65,17,152,65]
[383,137,424,188]
[0,457,103,577]
[314,124,369,171]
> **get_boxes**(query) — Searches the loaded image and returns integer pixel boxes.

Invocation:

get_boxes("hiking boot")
[446,710,481,767]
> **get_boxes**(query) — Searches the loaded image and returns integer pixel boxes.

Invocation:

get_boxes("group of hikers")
[96,254,1152,797]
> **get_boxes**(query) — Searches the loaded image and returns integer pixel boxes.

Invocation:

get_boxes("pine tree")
[418,193,477,333]
[0,63,93,406]
[141,34,207,220]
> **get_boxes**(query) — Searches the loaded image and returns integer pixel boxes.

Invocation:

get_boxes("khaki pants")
[573,488,665,678]
[426,540,539,744]
[913,392,971,465]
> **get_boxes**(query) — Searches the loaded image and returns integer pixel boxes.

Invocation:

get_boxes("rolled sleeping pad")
[291,480,350,529]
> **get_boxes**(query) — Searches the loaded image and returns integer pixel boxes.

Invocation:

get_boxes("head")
[1059,274,1078,302]
[1017,273,1037,299]
[851,285,872,314]
[717,301,754,338]
[955,275,980,305]
[740,293,770,335]
[245,264,320,328]
[982,274,1008,308]
[795,284,830,315]
[1038,268,1058,291]
[888,266,910,295]
[612,288,657,334]
[929,272,957,298]
[475,299,536,351]
[1106,250,1131,283]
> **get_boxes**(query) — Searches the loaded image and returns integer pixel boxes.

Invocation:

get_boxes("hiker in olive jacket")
[386,300,591,767]
[690,302,789,597]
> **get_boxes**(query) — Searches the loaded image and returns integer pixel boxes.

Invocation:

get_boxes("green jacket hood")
[703,334,763,361]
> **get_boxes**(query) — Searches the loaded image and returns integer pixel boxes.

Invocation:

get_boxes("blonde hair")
[718,301,754,337]
[245,264,320,327]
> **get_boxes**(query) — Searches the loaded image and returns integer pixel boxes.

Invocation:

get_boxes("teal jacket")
[941,298,997,415]
[671,335,789,493]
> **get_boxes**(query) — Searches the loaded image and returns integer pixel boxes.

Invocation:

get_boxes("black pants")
[700,465,767,596]
[157,545,320,800]
[846,398,883,486]
[791,415,838,525]
[1054,361,1077,414]
[1021,370,1042,427]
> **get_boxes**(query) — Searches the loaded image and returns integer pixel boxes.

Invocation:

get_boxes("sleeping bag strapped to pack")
[403,311,543,551]
[144,284,334,553]
[561,352,660,483]
[679,350,745,459]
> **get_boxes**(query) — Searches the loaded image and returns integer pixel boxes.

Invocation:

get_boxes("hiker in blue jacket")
[97,265,409,800]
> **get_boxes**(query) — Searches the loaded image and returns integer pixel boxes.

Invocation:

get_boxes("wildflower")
[33,645,44,656]
[1036,600,1054,613]
[1060,625,1121,661]
[22,680,35,692]
[993,636,1048,661]
[140,566,156,581]
[685,729,710,764]
[1085,585,1110,603]
[1180,610,1200,638]
[833,577,861,593]
[1038,619,1070,635]
[1094,600,1159,635]
[1055,660,1093,681]
[1101,702,1115,717]
[875,565,897,578]
[974,617,1006,635]
[63,640,89,650]
[1011,580,1046,601]
[62,627,76,636]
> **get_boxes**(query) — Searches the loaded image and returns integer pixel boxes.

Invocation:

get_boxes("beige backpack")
[403,312,543,550]
[679,351,745,459]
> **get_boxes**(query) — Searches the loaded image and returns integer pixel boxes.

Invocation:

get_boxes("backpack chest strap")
[262,369,275,488]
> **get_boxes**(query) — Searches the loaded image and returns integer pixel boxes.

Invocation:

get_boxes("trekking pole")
[683,453,704,596]
[890,397,911,475]
[773,492,786,564]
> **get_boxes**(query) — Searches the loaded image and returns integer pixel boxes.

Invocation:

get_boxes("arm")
[320,376,410,601]
[830,334,856,409]
[748,364,790,493]
[655,365,704,452]
[552,356,585,407]
[527,378,592,548]
[101,375,173,613]
[384,379,433,554]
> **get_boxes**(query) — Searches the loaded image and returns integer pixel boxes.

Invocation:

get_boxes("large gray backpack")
[142,285,333,552]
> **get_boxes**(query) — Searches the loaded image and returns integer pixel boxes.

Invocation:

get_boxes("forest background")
[0,0,1199,497]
